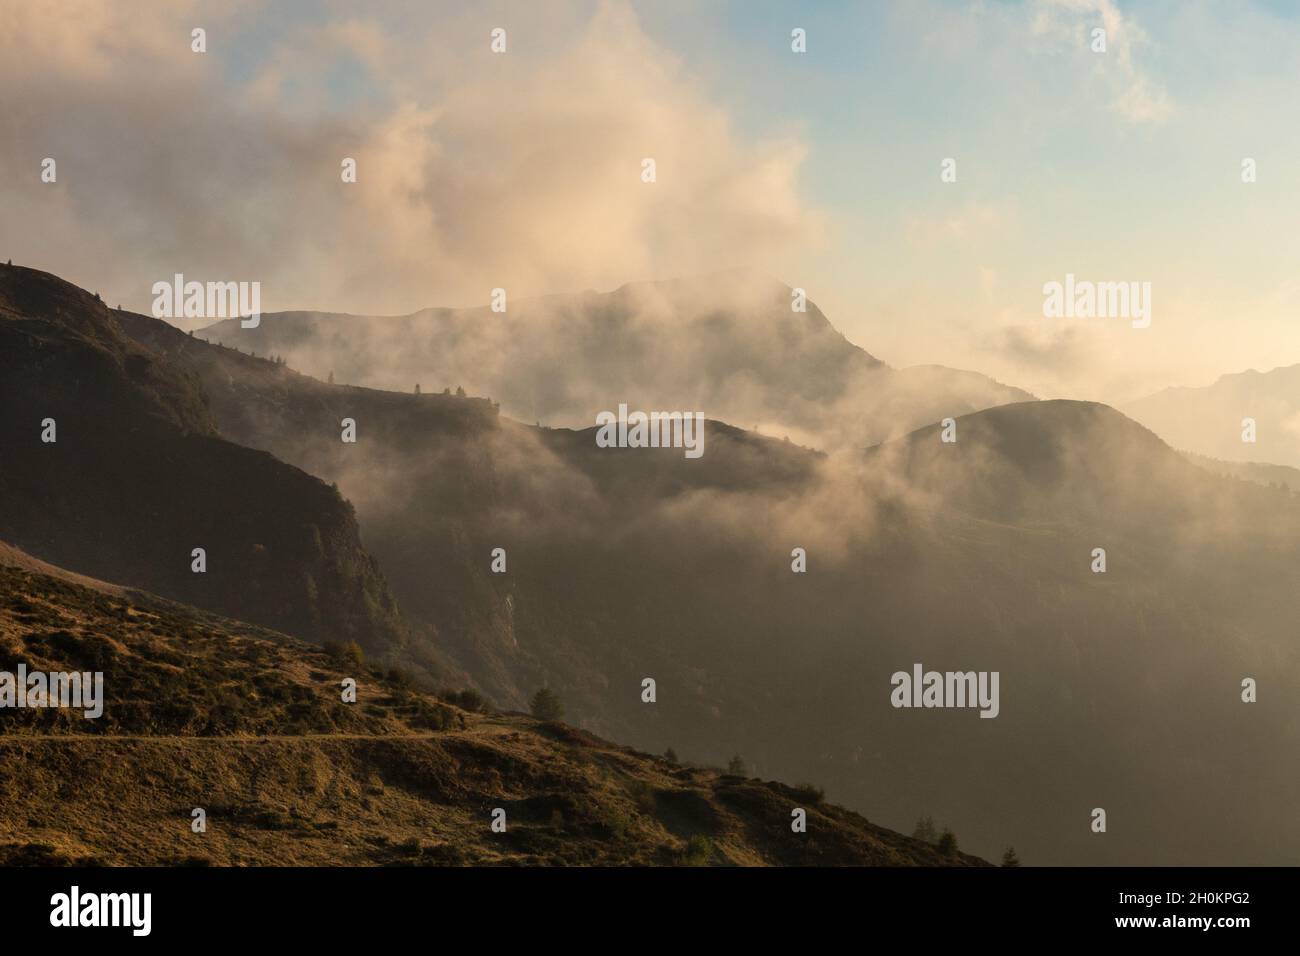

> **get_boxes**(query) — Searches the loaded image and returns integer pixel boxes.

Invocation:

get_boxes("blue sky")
[631,0,1300,399]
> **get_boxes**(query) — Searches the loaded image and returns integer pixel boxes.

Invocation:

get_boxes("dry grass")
[0,562,985,867]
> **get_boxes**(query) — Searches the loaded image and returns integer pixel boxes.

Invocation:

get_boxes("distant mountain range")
[1125,364,1300,469]
[198,270,1033,452]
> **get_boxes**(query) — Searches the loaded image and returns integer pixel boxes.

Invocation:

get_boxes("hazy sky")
[3,0,1299,404]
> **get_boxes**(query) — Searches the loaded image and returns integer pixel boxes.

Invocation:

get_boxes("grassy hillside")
[0,558,979,867]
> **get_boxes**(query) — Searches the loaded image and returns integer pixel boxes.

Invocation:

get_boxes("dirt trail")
[0,715,560,744]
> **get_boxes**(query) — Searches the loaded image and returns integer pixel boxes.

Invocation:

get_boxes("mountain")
[0,545,979,867]
[1124,364,1300,468]
[115,297,1300,865]
[0,264,407,662]
[197,271,1033,451]
[1181,452,1300,490]
[120,302,818,698]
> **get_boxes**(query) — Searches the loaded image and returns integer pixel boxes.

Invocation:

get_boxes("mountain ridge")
[196,270,1033,451]
[0,263,409,661]
[1124,362,1300,468]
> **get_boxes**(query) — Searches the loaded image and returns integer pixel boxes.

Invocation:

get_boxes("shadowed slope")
[0,264,406,659]
[0,558,981,867]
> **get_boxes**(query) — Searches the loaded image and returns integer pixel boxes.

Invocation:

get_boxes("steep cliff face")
[0,264,406,658]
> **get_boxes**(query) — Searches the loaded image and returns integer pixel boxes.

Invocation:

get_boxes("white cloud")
[0,0,824,319]
[1032,0,1173,124]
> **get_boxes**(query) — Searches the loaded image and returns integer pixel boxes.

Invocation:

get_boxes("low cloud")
[986,323,1093,375]
[0,0,824,321]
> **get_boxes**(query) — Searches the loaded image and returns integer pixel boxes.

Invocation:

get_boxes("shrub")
[442,688,486,713]
[1001,846,1021,867]
[726,754,747,776]
[791,783,825,805]
[322,642,364,671]
[682,835,713,867]
[595,806,632,840]
[911,815,938,844]
[408,700,459,731]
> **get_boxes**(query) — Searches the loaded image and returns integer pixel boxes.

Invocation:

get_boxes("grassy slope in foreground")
[0,559,984,867]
